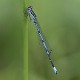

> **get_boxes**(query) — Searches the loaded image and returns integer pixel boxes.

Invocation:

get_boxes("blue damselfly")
[27,6,58,75]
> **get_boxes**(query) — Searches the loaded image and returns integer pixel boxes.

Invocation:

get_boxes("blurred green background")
[0,0,27,80]
[28,0,80,80]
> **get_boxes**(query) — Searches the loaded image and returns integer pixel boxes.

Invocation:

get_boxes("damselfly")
[27,6,58,75]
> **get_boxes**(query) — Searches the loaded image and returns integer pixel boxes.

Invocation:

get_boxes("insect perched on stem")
[27,6,58,75]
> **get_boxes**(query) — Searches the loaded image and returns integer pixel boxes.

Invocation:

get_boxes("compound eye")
[29,6,32,9]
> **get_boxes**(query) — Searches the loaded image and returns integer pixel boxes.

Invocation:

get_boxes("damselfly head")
[28,6,32,10]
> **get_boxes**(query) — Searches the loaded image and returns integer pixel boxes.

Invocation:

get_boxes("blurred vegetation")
[28,0,80,80]
[0,0,26,80]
